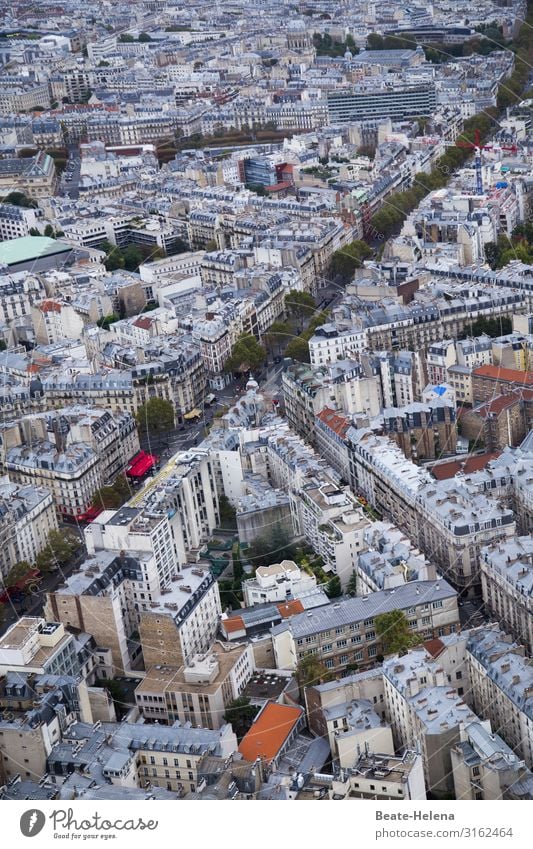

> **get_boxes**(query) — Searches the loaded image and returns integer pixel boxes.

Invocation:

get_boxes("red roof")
[277,599,304,618]
[238,703,303,763]
[221,616,245,634]
[264,181,292,193]
[40,300,62,313]
[317,406,351,438]
[471,388,533,419]
[473,364,533,385]
[424,638,446,658]
[132,317,153,330]
[431,452,501,481]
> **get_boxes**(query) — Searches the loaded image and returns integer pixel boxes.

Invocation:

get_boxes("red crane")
[456,129,518,194]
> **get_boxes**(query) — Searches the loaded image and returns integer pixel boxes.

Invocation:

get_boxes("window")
[432,600,443,609]
[325,659,334,669]
[472,766,480,777]
[337,639,347,648]
[368,646,377,657]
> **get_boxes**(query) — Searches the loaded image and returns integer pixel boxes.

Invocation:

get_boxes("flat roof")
[0,236,72,266]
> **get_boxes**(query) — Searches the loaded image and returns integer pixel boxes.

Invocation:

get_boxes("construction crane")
[456,129,518,196]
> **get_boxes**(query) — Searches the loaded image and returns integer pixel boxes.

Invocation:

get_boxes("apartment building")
[466,628,533,768]
[271,580,459,674]
[0,480,58,579]
[451,722,533,801]
[315,408,352,480]
[2,407,139,487]
[348,430,515,595]
[327,84,437,123]
[383,649,478,794]
[357,521,436,594]
[0,618,89,679]
[480,537,533,654]
[5,440,101,522]
[243,560,317,607]
[47,719,238,797]
[0,203,43,241]
[472,364,533,405]
[135,641,254,729]
[31,299,85,346]
[289,480,371,586]
[0,151,57,198]
[382,399,457,462]
[330,750,427,801]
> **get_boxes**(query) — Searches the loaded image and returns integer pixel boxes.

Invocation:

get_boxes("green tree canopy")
[375,609,421,657]
[263,320,292,354]
[325,575,342,598]
[4,561,32,587]
[36,529,80,572]
[223,696,260,741]
[92,474,131,510]
[285,337,311,363]
[136,397,175,435]
[329,240,373,282]
[245,524,296,569]
[284,290,316,322]
[224,333,266,374]
[296,653,330,688]
[2,191,38,208]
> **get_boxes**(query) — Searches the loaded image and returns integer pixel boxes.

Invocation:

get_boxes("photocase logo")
[20,809,46,838]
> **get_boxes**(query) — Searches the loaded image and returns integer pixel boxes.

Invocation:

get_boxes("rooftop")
[238,702,303,763]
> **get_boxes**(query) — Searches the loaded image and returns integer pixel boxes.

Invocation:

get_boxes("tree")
[329,240,372,283]
[92,475,131,510]
[325,575,342,598]
[223,697,259,740]
[224,333,266,374]
[122,244,144,271]
[136,397,175,436]
[375,609,421,657]
[264,320,292,355]
[97,313,119,330]
[119,34,135,43]
[218,494,237,530]
[246,524,296,569]
[205,239,218,251]
[4,561,32,587]
[346,572,357,597]
[284,290,315,322]
[138,32,152,42]
[285,337,310,363]
[296,654,330,688]
[36,529,79,572]
[44,223,56,238]
[2,191,38,208]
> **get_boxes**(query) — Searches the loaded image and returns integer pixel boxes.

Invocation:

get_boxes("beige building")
[451,722,532,801]
[243,560,317,607]
[0,151,57,198]
[0,481,58,579]
[330,749,427,800]
[480,537,533,654]
[6,439,101,522]
[135,642,254,729]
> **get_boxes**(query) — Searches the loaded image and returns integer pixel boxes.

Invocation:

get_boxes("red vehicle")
[0,569,42,604]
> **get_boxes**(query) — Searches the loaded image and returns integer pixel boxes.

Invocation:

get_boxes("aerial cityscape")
[0,0,533,807]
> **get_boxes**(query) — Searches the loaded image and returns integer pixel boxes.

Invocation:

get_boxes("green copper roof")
[0,236,71,266]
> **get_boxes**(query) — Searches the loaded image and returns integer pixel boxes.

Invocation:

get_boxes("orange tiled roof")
[317,406,351,438]
[238,702,302,763]
[431,451,501,481]
[221,616,245,634]
[39,300,62,313]
[277,599,304,618]
[424,638,446,658]
[473,364,533,385]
